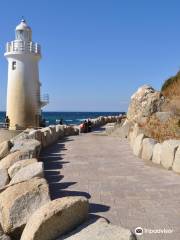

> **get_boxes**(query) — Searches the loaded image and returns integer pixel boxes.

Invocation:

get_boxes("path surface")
[40,131,180,240]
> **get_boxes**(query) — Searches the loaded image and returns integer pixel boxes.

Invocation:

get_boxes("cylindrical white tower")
[4,19,48,130]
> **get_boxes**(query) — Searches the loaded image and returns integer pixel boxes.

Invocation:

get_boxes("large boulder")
[0,151,33,170]
[128,123,144,148]
[110,120,133,138]
[10,139,41,158]
[155,111,173,123]
[64,126,79,136]
[0,178,50,238]
[10,132,29,143]
[172,146,180,173]
[0,225,11,240]
[152,143,162,165]
[20,196,89,240]
[0,141,12,160]
[0,235,11,240]
[0,169,9,188]
[57,217,135,240]
[8,159,38,179]
[10,162,44,185]
[40,128,52,148]
[28,130,42,143]
[55,125,65,138]
[133,134,146,157]
[160,140,180,170]
[141,138,157,161]
[127,85,164,123]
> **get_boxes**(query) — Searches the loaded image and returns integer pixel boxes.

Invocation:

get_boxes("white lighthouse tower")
[4,19,48,130]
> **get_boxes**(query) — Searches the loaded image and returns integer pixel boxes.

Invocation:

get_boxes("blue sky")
[0,0,180,112]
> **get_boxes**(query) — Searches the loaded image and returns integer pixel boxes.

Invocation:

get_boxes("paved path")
[40,131,180,240]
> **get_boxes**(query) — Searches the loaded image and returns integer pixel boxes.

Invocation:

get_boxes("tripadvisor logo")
[135,227,143,235]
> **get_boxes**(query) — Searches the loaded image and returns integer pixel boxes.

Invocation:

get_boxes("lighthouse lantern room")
[4,19,48,130]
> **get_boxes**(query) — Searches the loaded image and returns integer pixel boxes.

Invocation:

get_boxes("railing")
[6,40,41,55]
[40,94,49,107]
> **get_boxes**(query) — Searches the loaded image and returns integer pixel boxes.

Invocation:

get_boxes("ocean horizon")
[0,111,124,126]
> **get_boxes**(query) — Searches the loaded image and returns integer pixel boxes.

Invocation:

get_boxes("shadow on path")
[39,136,110,216]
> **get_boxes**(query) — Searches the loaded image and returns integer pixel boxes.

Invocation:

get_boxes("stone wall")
[0,116,135,240]
[127,123,180,174]
[108,84,180,175]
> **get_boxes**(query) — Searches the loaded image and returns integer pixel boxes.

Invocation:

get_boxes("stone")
[40,128,52,147]
[10,139,41,158]
[127,85,164,123]
[152,143,162,165]
[172,146,180,173]
[57,217,135,240]
[55,125,65,137]
[20,196,89,240]
[10,162,44,184]
[8,158,38,179]
[160,140,180,170]
[0,141,12,160]
[64,126,79,136]
[10,131,29,144]
[108,120,133,138]
[0,151,33,170]
[0,235,11,240]
[0,169,9,188]
[155,111,173,123]
[28,130,42,142]
[141,138,157,161]
[128,123,143,148]
[0,178,50,237]
[133,133,146,157]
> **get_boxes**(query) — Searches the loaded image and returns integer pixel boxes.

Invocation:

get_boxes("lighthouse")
[4,19,48,130]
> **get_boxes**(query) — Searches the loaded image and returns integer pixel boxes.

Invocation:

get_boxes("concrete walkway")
[40,131,180,240]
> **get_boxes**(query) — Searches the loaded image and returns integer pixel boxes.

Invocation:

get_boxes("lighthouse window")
[12,61,16,70]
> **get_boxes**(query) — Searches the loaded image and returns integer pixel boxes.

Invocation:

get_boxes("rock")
[127,85,164,123]
[55,125,65,138]
[128,123,143,148]
[133,133,146,157]
[64,126,79,136]
[20,196,89,240]
[40,128,52,147]
[0,178,50,237]
[0,235,11,240]
[152,143,162,165]
[141,138,157,161]
[10,162,44,184]
[10,132,29,144]
[0,151,33,170]
[0,169,9,188]
[0,225,11,240]
[0,141,12,160]
[10,139,41,158]
[172,146,180,173]
[160,140,180,170]
[110,120,133,138]
[28,130,42,142]
[155,111,173,123]
[57,217,135,240]
[8,159,38,179]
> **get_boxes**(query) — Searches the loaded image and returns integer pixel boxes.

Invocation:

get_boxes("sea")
[0,111,124,126]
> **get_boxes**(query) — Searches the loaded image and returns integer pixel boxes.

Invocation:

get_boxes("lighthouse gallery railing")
[6,41,41,55]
